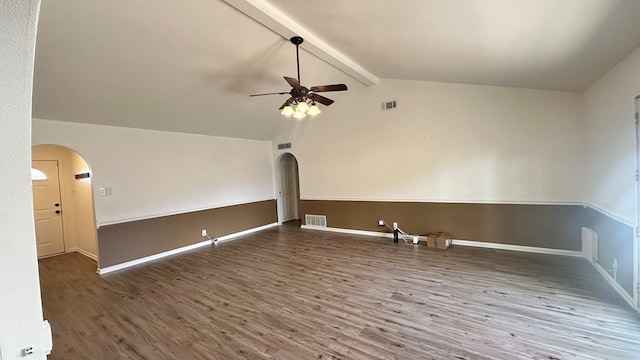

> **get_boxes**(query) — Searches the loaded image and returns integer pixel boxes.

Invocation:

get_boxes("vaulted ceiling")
[33,0,640,140]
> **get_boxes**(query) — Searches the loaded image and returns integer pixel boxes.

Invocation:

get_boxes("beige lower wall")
[301,200,584,250]
[98,199,277,268]
[96,198,634,297]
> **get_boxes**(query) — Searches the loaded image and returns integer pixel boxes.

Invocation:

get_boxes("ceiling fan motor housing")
[290,86,308,100]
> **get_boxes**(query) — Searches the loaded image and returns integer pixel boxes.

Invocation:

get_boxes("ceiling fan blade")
[284,76,300,88]
[249,91,289,97]
[308,93,334,106]
[279,98,294,110]
[309,84,348,92]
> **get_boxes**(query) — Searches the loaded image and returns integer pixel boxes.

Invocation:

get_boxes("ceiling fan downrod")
[290,36,304,85]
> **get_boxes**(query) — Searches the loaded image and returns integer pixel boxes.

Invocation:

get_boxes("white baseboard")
[214,222,279,244]
[301,225,582,257]
[68,247,97,261]
[302,225,394,239]
[589,259,638,313]
[98,239,213,275]
[451,239,583,257]
[98,222,279,275]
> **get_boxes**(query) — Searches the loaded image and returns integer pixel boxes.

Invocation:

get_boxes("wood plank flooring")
[39,224,640,359]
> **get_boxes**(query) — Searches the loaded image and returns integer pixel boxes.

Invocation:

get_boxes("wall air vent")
[305,214,327,227]
[277,142,292,150]
[381,100,397,111]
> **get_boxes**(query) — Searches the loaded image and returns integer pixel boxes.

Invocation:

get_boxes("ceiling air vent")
[277,142,292,150]
[381,100,397,111]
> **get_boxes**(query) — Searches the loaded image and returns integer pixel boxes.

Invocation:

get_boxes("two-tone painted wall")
[32,119,277,268]
[273,62,639,300]
[583,45,640,300]
[273,79,585,246]
[32,47,640,302]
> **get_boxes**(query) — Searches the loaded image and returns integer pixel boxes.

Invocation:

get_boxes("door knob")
[54,203,60,207]
[55,210,61,214]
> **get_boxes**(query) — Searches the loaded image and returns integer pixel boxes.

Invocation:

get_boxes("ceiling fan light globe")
[307,105,321,116]
[293,110,307,119]
[295,101,310,113]
[281,106,294,117]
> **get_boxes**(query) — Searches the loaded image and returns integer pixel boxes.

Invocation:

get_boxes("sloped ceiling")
[33,0,640,140]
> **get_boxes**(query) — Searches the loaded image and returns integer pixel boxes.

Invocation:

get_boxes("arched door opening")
[32,144,99,263]
[277,153,301,224]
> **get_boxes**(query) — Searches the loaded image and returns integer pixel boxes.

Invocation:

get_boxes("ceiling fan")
[249,36,348,118]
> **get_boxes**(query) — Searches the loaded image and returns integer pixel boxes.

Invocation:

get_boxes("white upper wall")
[0,1,48,359]
[275,79,584,204]
[33,119,275,226]
[583,46,640,225]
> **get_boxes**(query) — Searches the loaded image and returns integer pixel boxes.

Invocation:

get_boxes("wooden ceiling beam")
[222,0,378,86]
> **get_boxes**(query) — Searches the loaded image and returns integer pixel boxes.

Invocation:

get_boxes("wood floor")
[39,224,640,359]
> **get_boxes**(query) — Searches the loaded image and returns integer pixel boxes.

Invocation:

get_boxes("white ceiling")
[33,0,640,140]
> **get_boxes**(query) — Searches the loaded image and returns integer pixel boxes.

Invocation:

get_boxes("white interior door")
[32,160,65,257]
[636,95,640,309]
[278,154,299,223]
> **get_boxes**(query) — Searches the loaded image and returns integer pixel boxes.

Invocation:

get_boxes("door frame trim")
[634,95,640,309]
[275,152,300,224]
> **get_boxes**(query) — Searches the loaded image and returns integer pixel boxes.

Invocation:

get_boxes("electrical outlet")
[105,187,112,196]
[99,187,106,196]
[393,222,398,230]
[378,220,384,226]
[21,347,34,356]
[202,229,207,237]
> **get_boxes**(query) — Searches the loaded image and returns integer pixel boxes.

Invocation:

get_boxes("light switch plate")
[105,187,112,196]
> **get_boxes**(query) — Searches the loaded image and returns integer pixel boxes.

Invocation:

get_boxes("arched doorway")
[276,153,301,224]
[32,144,98,262]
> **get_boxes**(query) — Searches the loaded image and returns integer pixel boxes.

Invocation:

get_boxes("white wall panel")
[33,119,275,226]
[584,46,640,224]
[274,79,584,204]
